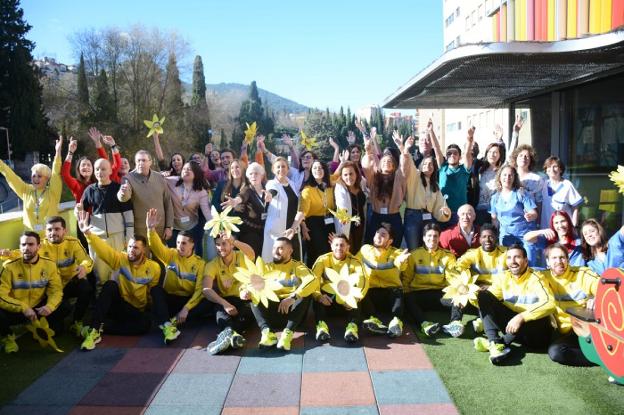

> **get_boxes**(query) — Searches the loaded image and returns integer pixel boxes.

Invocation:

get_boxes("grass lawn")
[0,332,81,406]
[420,312,624,415]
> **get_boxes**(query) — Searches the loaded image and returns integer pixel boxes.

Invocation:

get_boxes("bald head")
[94,158,112,184]
[457,204,476,231]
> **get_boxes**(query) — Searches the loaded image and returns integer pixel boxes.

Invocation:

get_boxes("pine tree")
[163,53,183,118]
[92,69,115,123]
[232,81,274,151]
[191,55,207,108]
[77,52,90,113]
[0,0,54,159]
[188,55,211,149]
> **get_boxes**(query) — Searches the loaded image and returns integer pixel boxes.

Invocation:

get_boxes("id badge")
[261,213,268,220]
[380,207,388,215]
[422,213,432,221]
[180,216,190,223]
[33,224,43,232]
[324,216,334,225]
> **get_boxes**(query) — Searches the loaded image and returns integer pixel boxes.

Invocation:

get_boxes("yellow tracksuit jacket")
[311,252,367,301]
[488,267,556,321]
[402,247,456,292]
[356,244,407,289]
[265,260,318,299]
[542,266,599,334]
[39,237,93,286]
[86,233,160,310]
[454,246,507,285]
[148,229,207,310]
[205,251,248,298]
[0,256,62,313]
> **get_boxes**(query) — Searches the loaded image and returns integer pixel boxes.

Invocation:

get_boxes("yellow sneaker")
[473,337,490,352]
[1,334,18,354]
[387,317,403,338]
[488,342,511,364]
[344,322,359,343]
[362,316,387,334]
[259,328,278,348]
[277,329,294,351]
[315,320,330,342]
[70,321,87,338]
[81,328,102,351]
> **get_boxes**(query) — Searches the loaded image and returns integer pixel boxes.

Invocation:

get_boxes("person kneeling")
[476,244,555,364]
[312,234,367,343]
[247,237,317,351]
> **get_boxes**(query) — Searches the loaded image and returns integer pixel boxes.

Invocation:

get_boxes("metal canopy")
[383,30,624,109]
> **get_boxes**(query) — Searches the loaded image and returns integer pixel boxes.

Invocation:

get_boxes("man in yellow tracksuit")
[542,243,599,366]
[356,224,410,338]
[203,233,256,355]
[0,232,63,353]
[247,237,317,351]
[451,223,507,336]
[77,211,161,350]
[312,234,367,343]
[476,243,555,364]
[146,208,210,341]
[402,223,456,337]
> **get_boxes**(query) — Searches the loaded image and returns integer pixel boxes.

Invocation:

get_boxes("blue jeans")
[404,209,436,250]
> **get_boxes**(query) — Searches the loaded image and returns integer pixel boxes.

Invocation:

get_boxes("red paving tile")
[97,335,141,348]
[379,403,459,415]
[365,342,433,371]
[300,371,376,407]
[222,407,299,415]
[69,406,144,415]
[110,347,183,373]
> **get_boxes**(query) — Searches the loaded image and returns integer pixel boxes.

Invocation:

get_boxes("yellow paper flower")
[244,122,257,145]
[609,165,624,194]
[143,114,165,138]
[442,271,479,308]
[26,317,63,353]
[322,264,364,309]
[328,208,361,226]
[234,256,283,307]
[204,206,243,238]
[299,130,317,150]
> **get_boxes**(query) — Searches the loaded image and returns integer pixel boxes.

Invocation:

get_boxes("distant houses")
[33,57,77,77]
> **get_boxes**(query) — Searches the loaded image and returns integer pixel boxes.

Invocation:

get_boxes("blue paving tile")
[145,405,222,415]
[52,347,127,373]
[224,373,301,407]
[303,343,368,372]
[11,369,105,406]
[371,370,452,405]
[0,405,72,415]
[300,406,379,415]
[149,373,232,407]
[237,347,303,374]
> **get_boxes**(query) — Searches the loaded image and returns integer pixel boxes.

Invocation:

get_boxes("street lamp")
[0,127,10,164]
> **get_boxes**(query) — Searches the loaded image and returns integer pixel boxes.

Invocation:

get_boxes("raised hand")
[329,137,339,149]
[257,135,266,152]
[146,208,159,230]
[346,130,356,145]
[77,210,91,234]
[55,135,63,154]
[102,135,116,147]
[370,127,377,140]
[68,137,78,154]
[339,149,350,163]
[282,134,293,147]
[205,143,213,155]
[467,126,476,141]
[404,136,415,153]
[514,113,524,132]
[88,127,102,144]
[392,130,404,150]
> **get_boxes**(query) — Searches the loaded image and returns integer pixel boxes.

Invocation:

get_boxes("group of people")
[0,120,622,375]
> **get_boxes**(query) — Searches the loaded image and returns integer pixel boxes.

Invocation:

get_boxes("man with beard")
[0,232,63,353]
[312,234,367,343]
[248,237,317,351]
[357,224,410,338]
[447,223,507,337]
[202,233,255,355]
[475,244,555,364]
[77,211,161,351]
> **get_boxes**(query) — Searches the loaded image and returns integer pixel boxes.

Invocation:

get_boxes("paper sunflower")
[609,165,624,194]
[328,208,361,226]
[299,130,317,150]
[233,256,282,307]
[26,317,63,352]
[143,114,165,138]
[204,206,243,238]
[442,271,479,308]
[244,122,257,145]
[322,264,364,309]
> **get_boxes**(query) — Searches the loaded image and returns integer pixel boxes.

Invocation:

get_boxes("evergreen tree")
[188,55,211,149]
[191,55,207,108]
[77,52,90,112]
[92,69,115,123]
[0,0,53,159]
[232,81,274,151]
[163,53,183,118]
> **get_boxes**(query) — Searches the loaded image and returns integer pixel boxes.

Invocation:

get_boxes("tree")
[232,81,274,151]
[92,69,115,124]
[77,53,90,113]
[162,53,183,118]
[191,55,207,108]
[188,55,211,150]
[0,0,54,159]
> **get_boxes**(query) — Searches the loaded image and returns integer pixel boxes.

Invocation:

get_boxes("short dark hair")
[220,148,237,158]
[376,223,394,240]
[480,223,499,237]
[423,222,441,235]
[46,216,66,228]
[21,231,40,244]
[132,234,148,246]
[332,234,350,244]
[275,237,293,247]
[543,156,565,175]
[545,242,569,259]
[507,243,527,258]
[446,144,462,156]
[178,231,195,244]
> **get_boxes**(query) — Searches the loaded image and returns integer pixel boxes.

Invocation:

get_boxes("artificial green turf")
[0,332,80,406]
[420,312,624,415]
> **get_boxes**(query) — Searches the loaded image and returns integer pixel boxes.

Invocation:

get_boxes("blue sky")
[22,0,443,112]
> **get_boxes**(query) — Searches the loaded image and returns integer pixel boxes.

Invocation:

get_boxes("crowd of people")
[0,119,622,375]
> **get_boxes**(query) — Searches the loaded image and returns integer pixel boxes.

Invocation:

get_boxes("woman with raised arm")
[540,156,583,229]
[361,134,407,248]
[87,127,123,182]
[61,137,95,204]
[510,144,545,214]
[333,160,366,253]
[524,210,584,267]
[474,142,506,225]
[0,136,63,234]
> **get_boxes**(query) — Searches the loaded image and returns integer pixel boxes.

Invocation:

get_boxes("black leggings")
[251,296,311,331]
[215,296,253,332]
[0,300,67,335]
[62,277,93,322]
[477,290,552,348]
[360,287,403,322]
[548,332,595,367]
[91,281,151,335]
[150,288,212,326]
[304,216,334,268]
[313,297,361,325]
[404,290,448,326]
